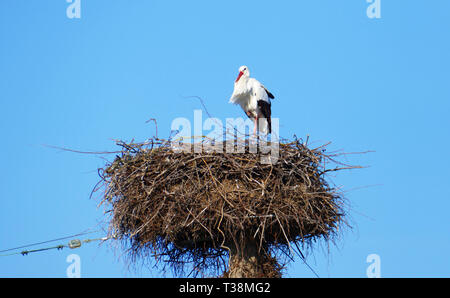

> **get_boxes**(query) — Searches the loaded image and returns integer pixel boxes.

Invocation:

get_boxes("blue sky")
[0,0,449,277]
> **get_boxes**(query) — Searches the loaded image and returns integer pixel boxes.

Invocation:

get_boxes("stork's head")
[235,65,250,83]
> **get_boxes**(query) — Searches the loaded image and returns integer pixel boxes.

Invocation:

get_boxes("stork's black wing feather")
[264,87,275,99]
[257,100,272,134]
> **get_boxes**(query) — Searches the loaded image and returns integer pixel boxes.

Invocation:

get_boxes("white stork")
[229,65,274,135]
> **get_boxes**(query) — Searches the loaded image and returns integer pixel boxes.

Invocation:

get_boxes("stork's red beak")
[235,71,244,83]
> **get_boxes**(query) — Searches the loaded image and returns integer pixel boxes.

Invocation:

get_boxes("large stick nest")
[97,137,359,277]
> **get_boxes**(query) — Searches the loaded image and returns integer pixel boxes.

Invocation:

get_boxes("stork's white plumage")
[229,66,274,135]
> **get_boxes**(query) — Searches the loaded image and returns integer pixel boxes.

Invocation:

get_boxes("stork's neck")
[235,75,249,86]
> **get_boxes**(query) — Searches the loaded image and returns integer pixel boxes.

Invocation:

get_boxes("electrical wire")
[0,229,100,254]
[0,235,112,257]
[0,227,112,257]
